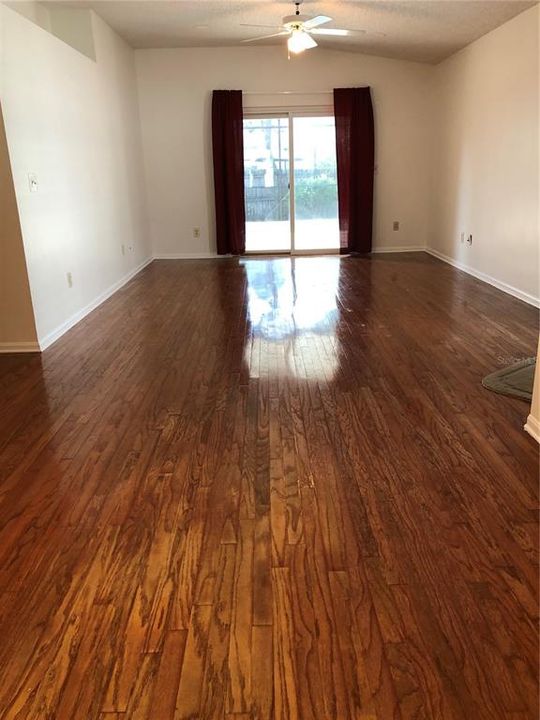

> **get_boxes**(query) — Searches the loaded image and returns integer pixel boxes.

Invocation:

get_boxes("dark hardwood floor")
[0,253,538,719]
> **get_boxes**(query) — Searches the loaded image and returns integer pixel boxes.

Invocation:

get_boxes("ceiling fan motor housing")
[283,14,312,29]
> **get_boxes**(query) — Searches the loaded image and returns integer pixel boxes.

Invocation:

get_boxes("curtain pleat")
[333,87,375,254]
[212,90,246,255]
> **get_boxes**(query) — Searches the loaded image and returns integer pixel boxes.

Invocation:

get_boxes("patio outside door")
[243,112,339,254]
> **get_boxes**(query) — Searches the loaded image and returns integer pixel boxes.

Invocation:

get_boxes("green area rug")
[482,357,536,402]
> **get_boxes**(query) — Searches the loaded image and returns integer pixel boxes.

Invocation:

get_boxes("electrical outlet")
[467,234,473,245]
[193,227,201,239]
[393,221,400,231]
[66,272,73,288]
[121,244,126,256]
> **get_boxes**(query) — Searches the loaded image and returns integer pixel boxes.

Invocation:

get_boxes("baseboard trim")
[153,253,220,260]
[425,248,540,308]
[0,341,41,354]
[371,246,427,254]
[39,257,153,351]
[524,414,540,444]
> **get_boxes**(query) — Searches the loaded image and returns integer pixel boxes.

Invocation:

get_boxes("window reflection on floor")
[241,257,341,380]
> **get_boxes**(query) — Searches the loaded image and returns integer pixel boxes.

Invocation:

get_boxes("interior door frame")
[243,106,338,256]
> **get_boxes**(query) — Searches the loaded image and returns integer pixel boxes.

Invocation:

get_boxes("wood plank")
[227,514,254,714]
[147,630,187,720]
[272,567,299,720]
[252,625,273,720]
[175,604,212,719]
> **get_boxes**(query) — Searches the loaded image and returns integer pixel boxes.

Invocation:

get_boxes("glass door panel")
[244,117,291,253]
[292,116,339,252]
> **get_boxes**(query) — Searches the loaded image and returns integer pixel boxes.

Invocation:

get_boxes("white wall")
[431,4,539,304]
[135,46,434,257]
[4,1,96,59]
[1,4,150,346]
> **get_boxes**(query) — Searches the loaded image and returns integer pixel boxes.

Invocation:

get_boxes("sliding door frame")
[243,106,337,256]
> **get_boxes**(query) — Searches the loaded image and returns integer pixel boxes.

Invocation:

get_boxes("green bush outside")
[295,175,338,219]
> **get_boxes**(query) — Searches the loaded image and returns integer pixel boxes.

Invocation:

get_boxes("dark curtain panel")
[212,90,246,255]
[333,87,375,254]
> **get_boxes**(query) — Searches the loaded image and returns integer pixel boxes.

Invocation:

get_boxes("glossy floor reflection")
[243,257,340,379]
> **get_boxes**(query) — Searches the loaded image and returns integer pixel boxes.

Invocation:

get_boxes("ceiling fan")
[241,0,368,55]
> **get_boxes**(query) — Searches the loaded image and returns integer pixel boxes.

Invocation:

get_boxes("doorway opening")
[243,112,339,254]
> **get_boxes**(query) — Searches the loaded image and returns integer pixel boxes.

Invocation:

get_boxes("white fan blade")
[309,28,352,36]
[242,31,290,43]
[302,15,332,29]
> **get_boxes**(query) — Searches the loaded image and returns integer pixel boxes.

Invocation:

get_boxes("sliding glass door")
[243,116,291,253]
[292,116,339,252]
[243,112,339,254]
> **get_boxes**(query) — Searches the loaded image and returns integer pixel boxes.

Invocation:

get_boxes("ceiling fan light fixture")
[287,28,317,53]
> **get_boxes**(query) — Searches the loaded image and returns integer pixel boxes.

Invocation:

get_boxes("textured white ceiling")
[44,0,537,63]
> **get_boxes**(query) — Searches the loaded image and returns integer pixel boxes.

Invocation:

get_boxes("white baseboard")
[371,245,427,254]
[153,253,219,260]
[0,341,41,354]
[39,257,153,351]
[425,248,540,308]
[524,414,540,444]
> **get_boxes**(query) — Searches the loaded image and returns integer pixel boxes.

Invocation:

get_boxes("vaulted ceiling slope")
[44,0,536,64]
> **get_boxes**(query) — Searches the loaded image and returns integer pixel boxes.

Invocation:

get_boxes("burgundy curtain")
[212,90,246,255]
[333,87,375,254]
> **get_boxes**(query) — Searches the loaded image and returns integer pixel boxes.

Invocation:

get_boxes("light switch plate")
[28,173,39,193]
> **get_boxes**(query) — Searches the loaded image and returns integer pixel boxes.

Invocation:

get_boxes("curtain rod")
[243,90,333,96]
